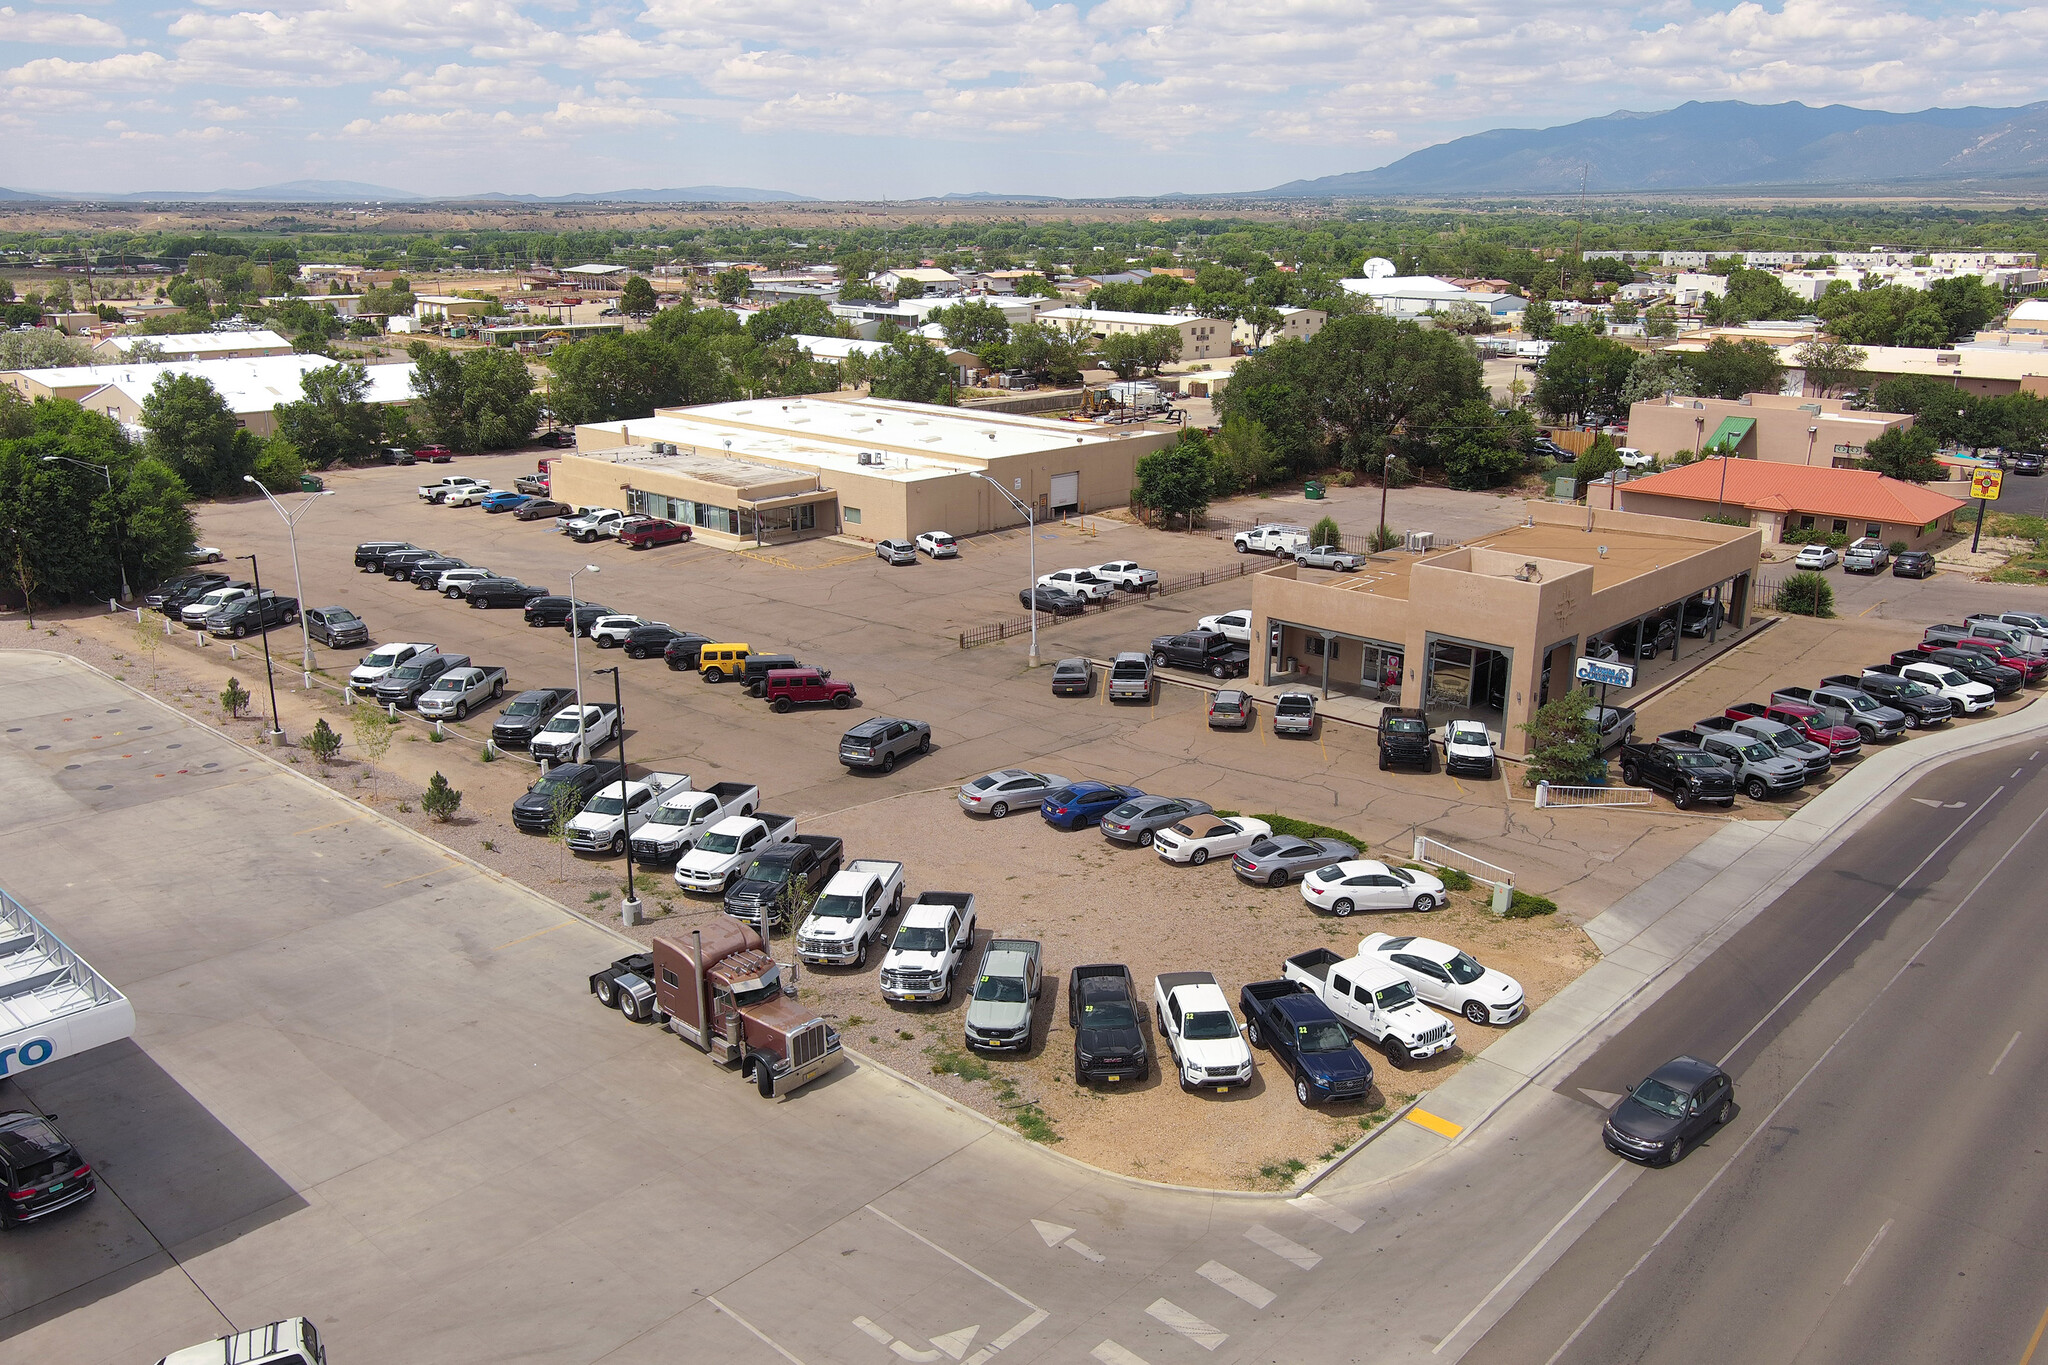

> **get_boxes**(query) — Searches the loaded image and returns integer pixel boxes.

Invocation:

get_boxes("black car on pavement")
[491,686,579,751]
[1149,630,1250,680]
[379,548,442,580]
[1892,550,1936,578]
[2004,449,2043,475]
[467,578,550,609]
[523,596,608,628]
[206,593,299,638]
[1051,657,1092,697]
[512,759,627,832]
[514,499,572,522]
[621,623,685,659]
[663,633,716,670]
[1602,1055,1735,1165]
[839,716,931,772]
[1020,585,1086,617]
[305,605,370,648]
[353,540,418,572]
[407,557,469,588]
[564,603,617,636]
[0,1109,95,1227]
[1377,708,1434,771]
[144,571,228,610]
[1618,740,1737,808]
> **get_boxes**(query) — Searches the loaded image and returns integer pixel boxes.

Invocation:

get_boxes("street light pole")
[566,563,599,765]
[970,472,1038,666]
[243,475,331,683]
[593,664,640,923]
[42,455,130,602]
[236,553,283,741]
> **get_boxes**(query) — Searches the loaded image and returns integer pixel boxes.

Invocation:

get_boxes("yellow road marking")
[1408,1108,1464,1139]
[1317,728,1330,765]
[493,920,580,951]
[290,816,359,836]
[1857,599,1890,618]
[381,869,445,889]
[2019,1300,2048,1365]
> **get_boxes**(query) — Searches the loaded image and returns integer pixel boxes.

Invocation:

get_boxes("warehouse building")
[1250,503,1762,756]
[1,355,416,437]
[558,396,1173,548]
[91,329,293,361]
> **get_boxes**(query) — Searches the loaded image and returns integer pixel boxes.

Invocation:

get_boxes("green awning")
[1705,415,1755,453]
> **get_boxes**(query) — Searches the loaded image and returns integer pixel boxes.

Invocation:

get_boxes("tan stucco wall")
[1627,396,1912,466]
[1616,489,1955,549]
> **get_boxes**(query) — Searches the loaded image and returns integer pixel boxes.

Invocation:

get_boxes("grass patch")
[927,1045,993,1083]
[480,839,495,852]
[1252,1156,1309,1187]
[1008,1101,1061,1144]
[844,1014,866,1028]
[1254,813,1368,852]
[586,889,611,904]
[429,730,445,743]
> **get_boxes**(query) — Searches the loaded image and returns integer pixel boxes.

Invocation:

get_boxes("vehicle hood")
[965,998,1031,1032]
[881,947,947,974]
[798,912,858,941]
[493,713,544,733]
[677,847,733,872]
[1076,1021,1144,1056]
[739,993,815,1049]
[726,875,783,903]
[1956,680,1995,698]
[1298,1043,1374,1087]
[566,811,619,834]
[512,789,564,818]
[1386,1000,1450,1044]
[1446,738,1492,756]
[1608,1096,1684,1145]
[1755,754,1805,777]
[1474,969,1524,1003]
[1177,1033,1252,1071]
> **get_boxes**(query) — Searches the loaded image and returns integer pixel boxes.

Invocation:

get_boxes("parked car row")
[1016,559,1160,615]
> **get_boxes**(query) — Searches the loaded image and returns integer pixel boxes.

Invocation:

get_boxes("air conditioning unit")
[1405,530,1435,552]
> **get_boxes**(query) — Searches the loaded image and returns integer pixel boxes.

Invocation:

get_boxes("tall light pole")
[566,563,599,764]
[236,553,284,742]
[243,475,331,682]
[42,455,129,602]
[592,664,639,923]
[971,472,1039,666]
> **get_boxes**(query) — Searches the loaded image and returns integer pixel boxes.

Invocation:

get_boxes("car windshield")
[1897,682,1936,698]
[1450,725,1486,743]
[1298,1020,1351,1053]
[1737,743,1773,763]
[1182,1010,1237,1040]
[1844,694,1879,711]
[326,609,358,624]
[894,925,947,952]
[1446,952,1485,985]
[974,976,1028,1003]
[697,831,740,853]
[1388,719,1426,735]
[1081,1001,1135,1030]
[542,714,584,731]
[1675,752,1720,768]
[506,699,544,716]
[1374,982,1417,1009]
[811,894,864,920]
[389,664,424,680]
[1937,670,1967,686]
[1632,1078,1691,1118]
[645,801,703,826]
[585,793,627,815]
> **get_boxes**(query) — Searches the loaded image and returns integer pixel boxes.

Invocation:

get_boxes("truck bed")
[703,780,756,802]
[914,891,975,912]
[1156,969,1219,994]
[842,858,903,881]
[985,937,1041,956]
[1241,977,1310,1004]
[1283,948,1343,982]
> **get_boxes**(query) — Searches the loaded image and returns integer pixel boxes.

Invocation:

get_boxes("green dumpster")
[1304,480,1326,500]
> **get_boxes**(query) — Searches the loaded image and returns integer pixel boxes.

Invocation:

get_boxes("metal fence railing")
[957,560,1262,649]
[1533,782,1655,809]
[1410,835,1515,890]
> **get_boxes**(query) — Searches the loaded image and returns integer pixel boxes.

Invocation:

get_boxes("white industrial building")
[1,355,417,438]
[91,329,293,362]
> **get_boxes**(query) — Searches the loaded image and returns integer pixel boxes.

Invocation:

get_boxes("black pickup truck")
[1377,708,1434,772]
[1070,963,1149,1085]
[511,759,626,833]
[724,834,844,928]
[1618,740,1738,809]
[1892,647,2022,697]
[1149,630,1250,680]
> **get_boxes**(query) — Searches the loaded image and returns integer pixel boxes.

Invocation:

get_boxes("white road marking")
[1288,1192,1363,1233]
[1432,1162,1629,1355]
[1990,1031,2022,1076]
[1198,1260,1276,1309]
[1244,1223,1321,1270]
[929,1325,979,1361]
[1578,1087,1625,1110]
[1031,1219,1075,1247]
[1092,1342,1150,1365]
[1064,1238,1106,1263]
[1146,1299,1227,1351]
[707,1296,809,1365]
[866,1205,1047,1365]
[855,1317,894,1346]
[986,1309,1047,1350]
[1844,1219,1892,1286]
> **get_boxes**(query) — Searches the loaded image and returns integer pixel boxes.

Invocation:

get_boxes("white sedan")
[1793,544,1841,570]
[1358,932,1525,1026]
[187,544,224,564]
[1091,560,1157,591]
[1038,568,1114,602]
[589,615,656,647]
[1153,815,1272,866]
[916,531,959,558]
[1300,860,1447,916]
[1198,610,1254,644]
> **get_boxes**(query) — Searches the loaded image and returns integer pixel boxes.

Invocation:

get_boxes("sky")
[4,0,2047,199]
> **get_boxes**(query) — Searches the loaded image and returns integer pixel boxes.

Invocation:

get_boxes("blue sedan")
[481,491,532,513]
[1041,781,1145,831]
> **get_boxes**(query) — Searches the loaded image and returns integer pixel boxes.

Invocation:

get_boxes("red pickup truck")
[618,517,692,550]
[1725,701,1861,760]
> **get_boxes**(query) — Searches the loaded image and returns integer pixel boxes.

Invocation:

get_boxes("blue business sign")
[0,1038,54,1076]
[1575,657,1636,689]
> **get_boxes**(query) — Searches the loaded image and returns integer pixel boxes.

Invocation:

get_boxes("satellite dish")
[1362,257,1397,279]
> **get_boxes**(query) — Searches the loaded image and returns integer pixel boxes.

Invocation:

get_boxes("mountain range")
[1,180,815,204]
[1260,100,2048,196]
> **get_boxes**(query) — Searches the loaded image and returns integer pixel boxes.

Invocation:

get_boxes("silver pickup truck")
[964,938,1041,1052]
[415,665,508,720]
[1107,652,1154,703]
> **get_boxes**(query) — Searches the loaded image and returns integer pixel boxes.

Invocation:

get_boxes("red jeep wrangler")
[762,668,855,713]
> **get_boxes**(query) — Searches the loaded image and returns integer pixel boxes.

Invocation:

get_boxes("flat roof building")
[1039,307,1232,360]
[3,355,416,438]
[558,395,1172,548]
[91,329,293,362]
[1627,394,1914,467]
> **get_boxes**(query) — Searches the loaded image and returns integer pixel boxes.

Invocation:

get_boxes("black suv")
[1149,630,1250,679]
[564,603,618,636]
[379,548,442,580]
[1892,550,1935,579]
[354,540,418,571]
[206,593,299,638]
[621,624,684,659]
[512,759,626,832]
[0,1109,94,1227]
[407,557,469,588]
[1377,708,1434,771]
[740,654,805,695]
[524,596,613,628]
[468,578,550,609]
[1903,647,2023,697]
[492,686,578,750]
[839,717,932,772]
[1602,1056,1734,1166]
[663,633,715,670]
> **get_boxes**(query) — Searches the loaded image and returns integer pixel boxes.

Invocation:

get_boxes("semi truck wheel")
[594,976,617,1007]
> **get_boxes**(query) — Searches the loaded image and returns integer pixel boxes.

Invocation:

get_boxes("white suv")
[435,567,495,596]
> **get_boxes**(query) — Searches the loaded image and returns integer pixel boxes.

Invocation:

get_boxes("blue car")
[481,491,532,514]
[1041,781,1145,831]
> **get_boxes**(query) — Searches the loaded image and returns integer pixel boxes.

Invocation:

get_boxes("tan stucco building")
[1040,307,1233,361]
[1250,503,1763,756]
[558,396,1174,549]
[1626,394,1913,467]
[1617,458,1964,550]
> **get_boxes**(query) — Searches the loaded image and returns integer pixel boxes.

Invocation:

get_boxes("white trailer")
[0,889,134,1081]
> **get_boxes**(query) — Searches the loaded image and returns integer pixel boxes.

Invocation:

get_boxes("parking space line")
[380,869,445,889]
[707,1295,809,1365]
[1091,1343,1150,1365]
[1243,1224,1320,1269]
[1197,1260,1275,1309]
[1146,1299,1226,1351]
[290,816,358,836]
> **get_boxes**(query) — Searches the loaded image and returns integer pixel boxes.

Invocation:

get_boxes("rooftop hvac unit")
[653,441,678,456]
[1405,530,1435,552]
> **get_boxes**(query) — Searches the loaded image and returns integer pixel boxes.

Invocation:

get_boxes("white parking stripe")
[1198,1261,1276,1309]
[1092,1342,1150,1365]
[1244,1223,1322,1269]
[1146,1299,1228,1351]
[1288,1192,1363,1233]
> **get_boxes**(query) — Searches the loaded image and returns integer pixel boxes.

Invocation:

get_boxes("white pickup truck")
[562,507,627,542]
[565,771,692,855]
[628,781,759,862]
[880,891,976,1004]
[1154,971,1255,1093]
[674,812,797,893]
[347,641,437,694]
[418,475,490,503]
[796,859,906,967]
[1232,523,1309,556]
[1284,947,1455,1068]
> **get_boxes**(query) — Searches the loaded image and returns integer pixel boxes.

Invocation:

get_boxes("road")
[1460,738,2048,1364]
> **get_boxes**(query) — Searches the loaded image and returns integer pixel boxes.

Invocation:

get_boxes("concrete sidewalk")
[1315,694,2048,1193]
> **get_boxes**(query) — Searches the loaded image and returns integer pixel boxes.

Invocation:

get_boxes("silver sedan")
[1231,835,1359,887]
[1099,796,1214,846]
[958,768,1071,819]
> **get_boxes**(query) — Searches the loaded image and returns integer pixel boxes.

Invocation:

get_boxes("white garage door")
[1049,471,1080,512]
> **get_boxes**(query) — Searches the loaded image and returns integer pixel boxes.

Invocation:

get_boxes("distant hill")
[449,186,817,204]
[100,180,424,202]
[0,186,47,202]
[1261,100,2048,196]
[12,182,813,204]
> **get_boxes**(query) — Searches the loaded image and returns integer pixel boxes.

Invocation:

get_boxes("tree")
[1573,436,1622,491]
[1133,435,1213,529]
[620,275,657,318]
[1013,274,1062,299]
[746,296,840,345]
[406,343,539,452]
[1434,400,1535,490]
[143,372,256,497]
[931,300,1011,354]
[303,717,342,770]
[867,336,956,405]
[1100,332,1149,381]
[547,329,723,424]
[1775,571,1835,618]
[1644,304,1678,339]
[0,329,91,369]
[220,675,251,720]
[421,771,463,822]
[1609,298,1638,325]
[1519,687,1600,786]
[1306,313,1483,474]
[1688,337,1786,401]
[1310,514,1342,549]
[1533,327,1636,425]
[348,702,392,786]
[1620,350,1700,405]
[1522,298,1556,339]
[251,435,303,491]
[713,269,752,305]
[274,362,382,469]
[1206,413,1279,493]
[1700,268,1804,325]
[1859,425,1945,483]
[1792,340,1868,398]
[1007,323,1082,385]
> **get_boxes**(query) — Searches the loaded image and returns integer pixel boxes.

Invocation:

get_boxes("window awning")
[1705,416,1755,452]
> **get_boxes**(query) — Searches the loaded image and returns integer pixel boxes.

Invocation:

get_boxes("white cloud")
[4,50,169,87]
[0,6,122,43]
[194,95,300,120]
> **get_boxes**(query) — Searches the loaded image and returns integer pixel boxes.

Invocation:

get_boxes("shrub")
[421,771,463,822]
[1368,524,1401,552]
[1434,865,1475,893]
[1310,515,1342,549]
[303,718,342,768]
[1519,686,1599,786]
[1328,470,1355,487]
[219,676,250,719]
[1775,571,1836,617]
[1887,541,1908,555]
[1504,890,1558,919]
[1254,814,1367,852]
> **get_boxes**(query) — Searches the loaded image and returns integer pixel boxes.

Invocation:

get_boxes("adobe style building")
[1626,394,1914,467]
[1617,458,1965,550]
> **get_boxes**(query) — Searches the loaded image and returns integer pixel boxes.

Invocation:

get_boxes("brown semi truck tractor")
[589,920,843,1098]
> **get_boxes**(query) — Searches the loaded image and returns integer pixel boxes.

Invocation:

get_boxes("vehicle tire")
[1674,788,1694,811]
[1236,542,1248,554]
[470,598,483,608]
[1296,1076,1313,1107]
[881,752,896,773]
[1621,762,1641,785]
[755,1056,776,1098]
[833,693,852,709]
[1383,1038,1410,1068]
[1153,651,1168,668]
[1717,1098,1733,1125]
[1269,870,1287,888]
[1745,777,1768,801]
[1463,1000,1490,1026]
[1904,713,1921,729]
[855,937,870,969]
[990,802,1009,819]
[1332,898,1354,917]
[705,667,724,683]
[1190,848,1208,866]
[493,680,504,698]
[1296,555,1309,567]
[605,831,625,856]
[619,989,645,1022]
[1139,830,1154,846]
[578,530,594,543]
[919,734,931,754]
[1413,893,1437,913]
[1210,663,1228,679]
[284,606,298,623]
[446,587,461,599]
[1247,1018,1264,1047]
[232,624,247,639]
[940,970,955,1004]
[594,975,617,1007]
[772,697,792,713]
[1378,753,1389,771]
[627,646,643,659]
[454,702,469,721]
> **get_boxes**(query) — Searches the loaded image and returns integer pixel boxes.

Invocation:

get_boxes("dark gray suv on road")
[839,717,931,772]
